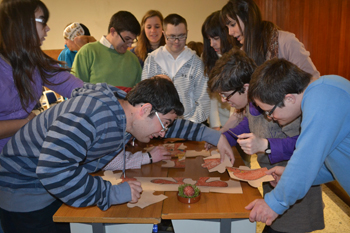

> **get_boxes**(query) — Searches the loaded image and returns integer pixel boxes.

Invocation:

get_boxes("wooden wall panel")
[254,0,349,79]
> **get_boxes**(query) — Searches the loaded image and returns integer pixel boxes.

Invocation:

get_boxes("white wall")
[42,0,228,50]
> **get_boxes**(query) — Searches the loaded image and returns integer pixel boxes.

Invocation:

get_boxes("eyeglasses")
[155,112,168,132]
[165,34,187,42]
[35,18,47,26]
[265,102,281,117]
[118,31,138,44]
[219,89,238,101]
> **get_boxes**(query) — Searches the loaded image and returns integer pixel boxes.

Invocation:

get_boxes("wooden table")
[53,139,262,233]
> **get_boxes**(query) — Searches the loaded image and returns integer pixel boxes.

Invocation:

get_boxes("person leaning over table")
[207,48,324,233]
[245,58,350,227]
[0,77,234,233]
[71,11,142,87]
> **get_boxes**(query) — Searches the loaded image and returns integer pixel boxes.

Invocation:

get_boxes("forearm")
[0,114,35,139]
[103,151,150,171]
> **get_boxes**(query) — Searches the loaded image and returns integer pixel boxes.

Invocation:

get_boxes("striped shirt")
[0,82,221,212]
[142,46,210,123]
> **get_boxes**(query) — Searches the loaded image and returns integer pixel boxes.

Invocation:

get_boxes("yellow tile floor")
[250,154,350,233]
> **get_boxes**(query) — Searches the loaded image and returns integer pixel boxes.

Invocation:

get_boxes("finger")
[266,218,273,226]
[161,155,171,161]
[266,167,277,175]
[245,199,257,210]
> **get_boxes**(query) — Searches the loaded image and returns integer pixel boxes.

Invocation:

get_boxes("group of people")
[0,0,349,233]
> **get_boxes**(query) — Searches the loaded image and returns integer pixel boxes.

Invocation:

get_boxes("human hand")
[245,199,279,225]
[27,112,36,121]
[149,146,171,163]
[204,142,215,150]
[217,135,235,165]
[126,180,142,203]
[237,133,267,155]
[266,166,285,187]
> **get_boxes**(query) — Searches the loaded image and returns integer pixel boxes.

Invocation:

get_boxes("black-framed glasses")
[219,89,238,101]
[165,34,187,42]
[265,102,281,117]
[155,112,168,132]
[118,31,138,44]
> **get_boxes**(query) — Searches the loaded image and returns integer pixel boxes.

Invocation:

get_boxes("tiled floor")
[250,154,350,233]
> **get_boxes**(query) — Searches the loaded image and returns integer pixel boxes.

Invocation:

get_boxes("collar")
[99,35,114,50]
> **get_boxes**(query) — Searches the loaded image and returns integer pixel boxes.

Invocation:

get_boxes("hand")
[149,146,171,163]
[127,180,142,203]
[237,133,267,155]
[27,112,36,121]
[217,135,235,165]
[266,166,285,187]
[245,199,279,225]
[204,142,215,150]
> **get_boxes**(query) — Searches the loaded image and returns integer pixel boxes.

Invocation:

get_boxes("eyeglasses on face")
[35,18,47,26]
[155,111,168,132]
[118,31,138,44]
[165,34,187,42]
[219,89,238,101]
[265,102,281,117]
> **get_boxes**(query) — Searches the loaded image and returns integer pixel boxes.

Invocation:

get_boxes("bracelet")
[147,152,153,164]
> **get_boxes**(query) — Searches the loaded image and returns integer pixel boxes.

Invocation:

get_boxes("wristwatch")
[265,140,271,154]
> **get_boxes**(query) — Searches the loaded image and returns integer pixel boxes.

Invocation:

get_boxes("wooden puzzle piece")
[161,159,185,168]
[127,190,168,209]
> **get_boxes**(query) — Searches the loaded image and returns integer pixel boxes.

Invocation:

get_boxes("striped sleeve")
[166,119,221,145]
[36,112,124,210]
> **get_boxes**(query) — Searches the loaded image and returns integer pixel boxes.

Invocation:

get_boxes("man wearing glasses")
[208,49,324,233]
[142,14,210,124]
[0,77,234,232]
[72,11,142,87]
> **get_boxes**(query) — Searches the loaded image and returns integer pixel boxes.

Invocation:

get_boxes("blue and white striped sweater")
[0,83,221,212]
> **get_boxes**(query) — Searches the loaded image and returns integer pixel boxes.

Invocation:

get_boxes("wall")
[255,0,349,78]
[42,0,228,50]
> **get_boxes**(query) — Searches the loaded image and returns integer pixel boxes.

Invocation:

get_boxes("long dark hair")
[202,11,236,77]
[135,10,165,62]
[221,0,278,65]
[0,0,69,110]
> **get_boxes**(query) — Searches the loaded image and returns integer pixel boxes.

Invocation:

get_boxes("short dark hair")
[208,48,256,93]
[108,11,140,36]
[163,14,187,31]
[126,77,184,117]
[248,58,312,106]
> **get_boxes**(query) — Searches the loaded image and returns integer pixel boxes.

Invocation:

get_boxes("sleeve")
[267,135,298,164]
[264,85,348,215]
[279,31,320,78]
[102,151,150,171]
[71,45,92,83]
[186,59,210,123]
[36,112,130,211]
[209,96,221,128]
[222,117,250,146]
[165,119,221,146]
[141,57,153,80]
[45,71,84,98]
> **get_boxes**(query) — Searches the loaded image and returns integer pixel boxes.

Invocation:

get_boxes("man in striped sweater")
[0,77,233,233]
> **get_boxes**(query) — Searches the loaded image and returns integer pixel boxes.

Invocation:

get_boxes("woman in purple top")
[0,0,83,152]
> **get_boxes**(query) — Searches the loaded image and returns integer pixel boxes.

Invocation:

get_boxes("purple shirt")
[223,102,298,164]
[0,56,84,151]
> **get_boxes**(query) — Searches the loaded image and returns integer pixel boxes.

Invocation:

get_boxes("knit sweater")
[142,46,210,123]
[71,41,142,87]
[0,83,221,213]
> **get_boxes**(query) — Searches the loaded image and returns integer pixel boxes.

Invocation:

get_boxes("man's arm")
[36,112,134,210]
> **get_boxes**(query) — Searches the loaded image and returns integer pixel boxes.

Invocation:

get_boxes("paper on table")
[202,151,232,173]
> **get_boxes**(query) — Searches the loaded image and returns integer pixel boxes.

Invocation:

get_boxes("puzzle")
[226,166,274,188]
[102,171,243,208]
